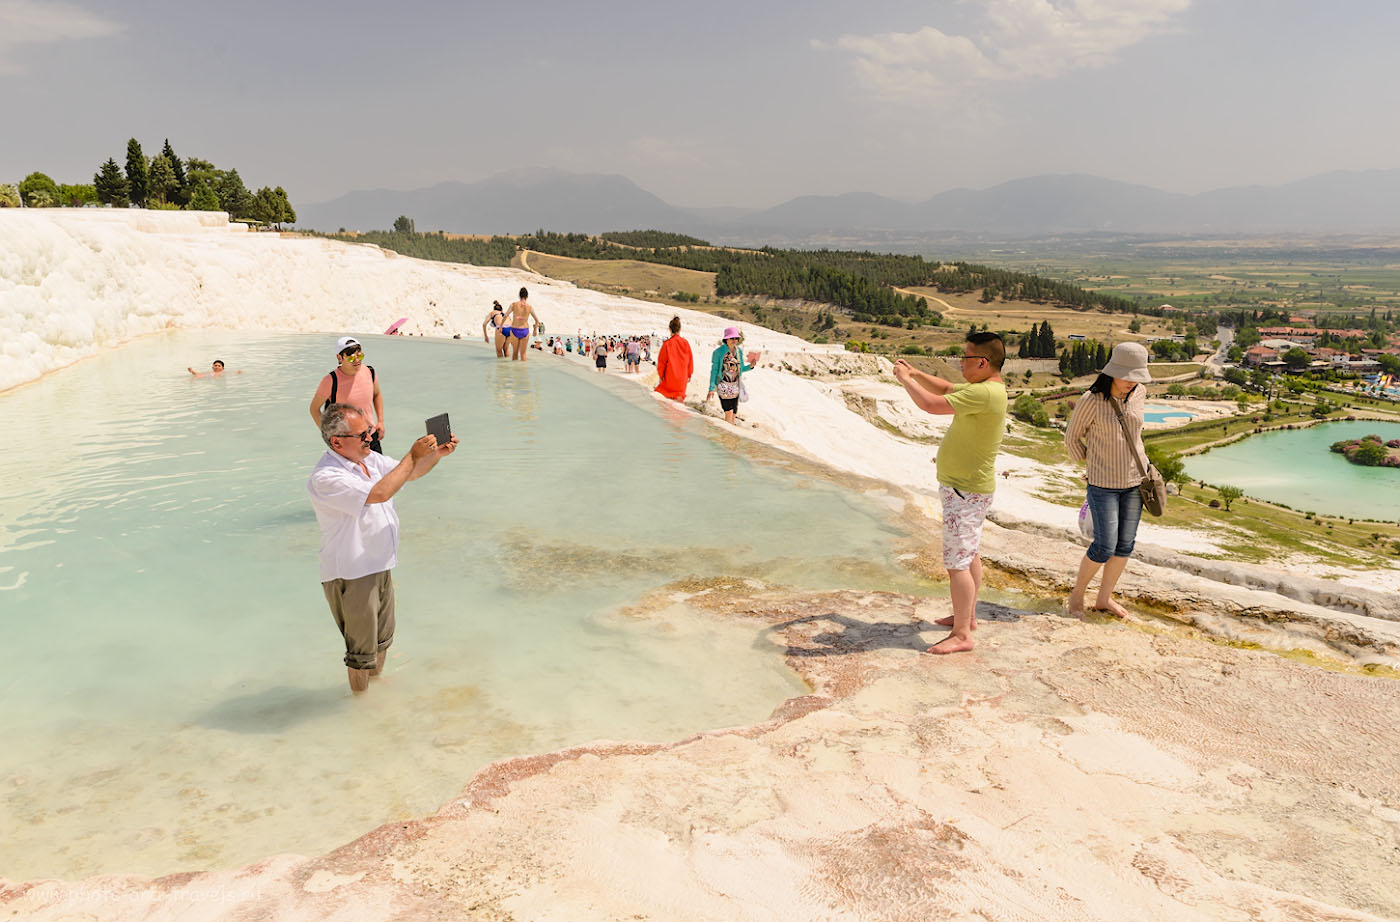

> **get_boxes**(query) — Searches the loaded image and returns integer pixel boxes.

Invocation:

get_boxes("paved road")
[1203,324,1233,377]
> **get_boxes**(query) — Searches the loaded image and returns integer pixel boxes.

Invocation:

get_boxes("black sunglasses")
[335,428,373,442]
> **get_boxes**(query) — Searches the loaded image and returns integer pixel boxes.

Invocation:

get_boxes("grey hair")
[319,403,365,447]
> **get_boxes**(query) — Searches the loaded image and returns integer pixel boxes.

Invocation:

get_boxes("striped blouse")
[1064,385,1149,489]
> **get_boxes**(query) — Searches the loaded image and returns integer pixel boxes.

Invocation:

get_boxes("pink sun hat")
[721,326,741,341]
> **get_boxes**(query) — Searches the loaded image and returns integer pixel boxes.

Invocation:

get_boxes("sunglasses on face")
[336,428,373,443]
[340,351,364,362]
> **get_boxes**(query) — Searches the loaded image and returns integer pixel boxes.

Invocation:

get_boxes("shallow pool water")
[1144,404,1195,424]
[0,332,947,880]
[1183,420,1400,520]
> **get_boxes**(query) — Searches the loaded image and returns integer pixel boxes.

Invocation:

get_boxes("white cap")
[335,336,361,359]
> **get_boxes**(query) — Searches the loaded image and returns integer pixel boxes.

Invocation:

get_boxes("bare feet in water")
[1066,594,1086,617]
[1092,599,1130,618]
[926,634,974,655]
[933,614,976,630]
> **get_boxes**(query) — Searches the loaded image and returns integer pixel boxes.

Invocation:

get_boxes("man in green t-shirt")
[893,332,1008,654]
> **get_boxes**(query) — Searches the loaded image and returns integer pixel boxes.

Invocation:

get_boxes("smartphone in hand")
[425,413,451,447]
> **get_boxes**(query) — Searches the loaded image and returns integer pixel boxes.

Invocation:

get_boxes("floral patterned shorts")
[939,485,994,570]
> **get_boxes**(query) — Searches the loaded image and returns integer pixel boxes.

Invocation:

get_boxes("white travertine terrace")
[3,210,1399,921]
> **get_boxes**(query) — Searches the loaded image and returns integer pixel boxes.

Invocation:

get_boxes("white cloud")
[0,0,124,74]
[823,0,1191,102]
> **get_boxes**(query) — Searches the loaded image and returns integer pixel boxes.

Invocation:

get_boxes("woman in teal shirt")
[706,326,759,424]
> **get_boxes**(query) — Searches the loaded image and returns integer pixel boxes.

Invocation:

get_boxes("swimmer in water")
[483,301,508,357]
[188,360,240,378]
[502,287,541,362]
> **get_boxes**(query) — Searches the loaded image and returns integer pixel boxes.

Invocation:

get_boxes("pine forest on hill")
[321,225,1145,329]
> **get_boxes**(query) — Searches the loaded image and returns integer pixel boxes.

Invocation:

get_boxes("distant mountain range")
[296,167,1400,239]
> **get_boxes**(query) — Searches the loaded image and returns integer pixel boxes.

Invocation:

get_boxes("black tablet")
[425,413,451,447]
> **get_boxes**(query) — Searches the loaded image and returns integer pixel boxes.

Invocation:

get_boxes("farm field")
[518,250,715,299]
[960,235,1400,314]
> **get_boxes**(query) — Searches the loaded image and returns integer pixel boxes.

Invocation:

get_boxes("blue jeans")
[1086,484,1142,564]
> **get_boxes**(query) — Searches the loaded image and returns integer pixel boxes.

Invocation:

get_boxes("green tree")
[160,139,188,205]
[125,138,149,207]
[1128,317,1141,333]
[57,183,98,206]
[216,168,254,220]
[0,184,19,207]
[148,154,178,205]
[1146,446,1186,484]
[1152,339,1180,360]
[187,183,221,211]
[1352,441,1387,466]
[93,158,129,206]
[274,186,296,225]
[393,215,415,234]
[252,185,296,227]
[1217,485,1244,511]
[1282,347,1310,370]
[18,171,59,206]
[1011,393,1047,424]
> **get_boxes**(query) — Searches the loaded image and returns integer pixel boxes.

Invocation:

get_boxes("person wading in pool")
[502,287,541,362]
[706,327,760,424]
[308,404,458,694]
[188,359,241,378]
[483,300,509,357]
[655,315,693,401]
[309,336,385,453]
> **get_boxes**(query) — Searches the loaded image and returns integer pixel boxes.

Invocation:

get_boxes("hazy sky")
[3,0,1398,208]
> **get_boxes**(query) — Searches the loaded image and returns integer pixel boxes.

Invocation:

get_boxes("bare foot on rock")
[1093,599,1130,619]
[926,634,975,655]
[934,614,976,630]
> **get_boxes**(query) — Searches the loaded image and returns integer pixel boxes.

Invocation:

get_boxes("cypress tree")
[125,138,148,207]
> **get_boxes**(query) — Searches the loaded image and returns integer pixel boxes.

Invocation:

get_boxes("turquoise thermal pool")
[1183,419,1400,521]
[0,332,946,880]
[1143,404,1195,424]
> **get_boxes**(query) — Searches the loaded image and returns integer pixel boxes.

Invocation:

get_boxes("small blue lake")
[1183,420,1400,520]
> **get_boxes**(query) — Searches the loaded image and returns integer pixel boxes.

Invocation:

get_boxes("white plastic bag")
[1077,499,1095,540]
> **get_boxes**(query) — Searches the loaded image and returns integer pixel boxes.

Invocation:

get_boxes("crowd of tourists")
[189,293,1157,691]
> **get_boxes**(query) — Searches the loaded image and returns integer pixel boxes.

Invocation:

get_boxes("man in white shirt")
[308,403,458,693]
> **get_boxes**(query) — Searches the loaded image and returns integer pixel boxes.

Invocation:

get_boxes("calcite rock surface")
[7,587,1398,922]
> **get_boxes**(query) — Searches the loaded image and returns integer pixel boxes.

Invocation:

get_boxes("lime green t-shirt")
[935,381,1008,494]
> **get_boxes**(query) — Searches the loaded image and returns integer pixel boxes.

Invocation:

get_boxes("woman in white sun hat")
[1063,341,1152,618]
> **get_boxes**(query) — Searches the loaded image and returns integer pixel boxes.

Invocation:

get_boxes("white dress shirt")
[307,449,400,582]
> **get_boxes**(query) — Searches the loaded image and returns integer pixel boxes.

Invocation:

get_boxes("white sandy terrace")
[1,208,1393,595]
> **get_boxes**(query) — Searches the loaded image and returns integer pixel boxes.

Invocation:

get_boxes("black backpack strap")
[322,367,372,410]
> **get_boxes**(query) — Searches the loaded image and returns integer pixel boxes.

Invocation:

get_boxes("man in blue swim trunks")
[502,287,541,362]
